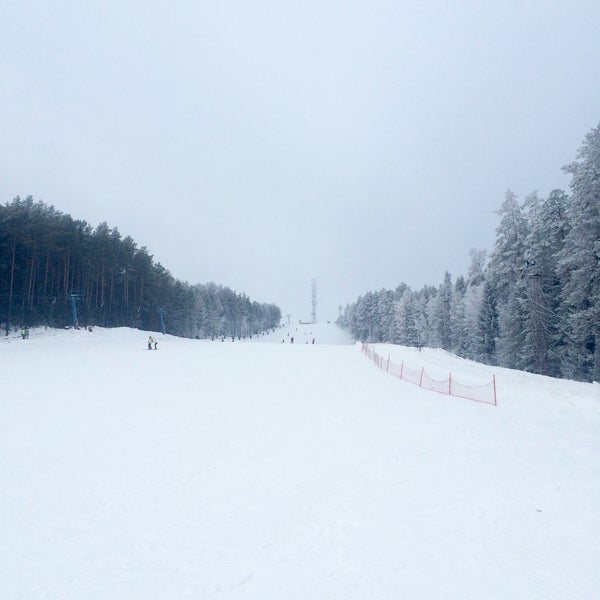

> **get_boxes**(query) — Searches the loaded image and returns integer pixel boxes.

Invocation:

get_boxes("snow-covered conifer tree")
[428,272,453,351]
[521,190,569,375]
[486,190,529,368]
[557,123,600,380]
[393,288,420,346]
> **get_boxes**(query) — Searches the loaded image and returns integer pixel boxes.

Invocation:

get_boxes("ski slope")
[1,324,599,599]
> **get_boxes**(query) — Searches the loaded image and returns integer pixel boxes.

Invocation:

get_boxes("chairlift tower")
[158,307,166,335]
[311,278,317,325]
[68,291,83,329]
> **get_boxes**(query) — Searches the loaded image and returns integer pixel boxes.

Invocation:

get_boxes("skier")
[148,336,153,350]
[154,338,158,350]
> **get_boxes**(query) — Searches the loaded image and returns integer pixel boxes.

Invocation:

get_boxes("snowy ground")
[1,324,599,599]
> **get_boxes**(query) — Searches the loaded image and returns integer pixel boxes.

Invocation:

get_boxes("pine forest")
[339,123,600,383]
[0,201,281,339]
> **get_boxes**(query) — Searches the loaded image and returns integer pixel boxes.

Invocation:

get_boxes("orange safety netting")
[361,343,497,406]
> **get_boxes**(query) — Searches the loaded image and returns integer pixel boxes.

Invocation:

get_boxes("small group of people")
[281,336,316,344]
[147,336,158,350]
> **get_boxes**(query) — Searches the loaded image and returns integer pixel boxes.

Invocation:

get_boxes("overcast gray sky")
[1,1,599,322]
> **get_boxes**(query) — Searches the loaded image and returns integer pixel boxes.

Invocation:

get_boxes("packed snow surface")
[1,324,599,599]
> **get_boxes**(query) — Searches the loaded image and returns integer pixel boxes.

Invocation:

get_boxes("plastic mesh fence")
[361,343,496,406]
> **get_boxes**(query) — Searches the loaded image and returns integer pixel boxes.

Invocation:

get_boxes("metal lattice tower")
[311,279,317,324]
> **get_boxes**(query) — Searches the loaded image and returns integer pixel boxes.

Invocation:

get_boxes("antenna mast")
[311,278,317,324]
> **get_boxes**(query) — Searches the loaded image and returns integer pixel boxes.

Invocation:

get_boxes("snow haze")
[2,325,599,598]
[1,1,600,320]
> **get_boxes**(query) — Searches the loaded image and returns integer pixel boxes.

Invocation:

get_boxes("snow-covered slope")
[1,325,598,599]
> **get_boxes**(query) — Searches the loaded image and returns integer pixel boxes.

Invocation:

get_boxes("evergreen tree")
[521,190,569,376]
[558,123,600,380]
[450,275,468,356]
[486,190,529,368]
[428,272,452,350]
[376,288,396,342]
[393,288,420,346]
[475,279,499,364]
[467,248,486,286]
[462,279,484,360]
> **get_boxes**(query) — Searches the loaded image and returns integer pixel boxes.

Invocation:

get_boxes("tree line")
[339,123,600,383]
[0,199,281,338]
